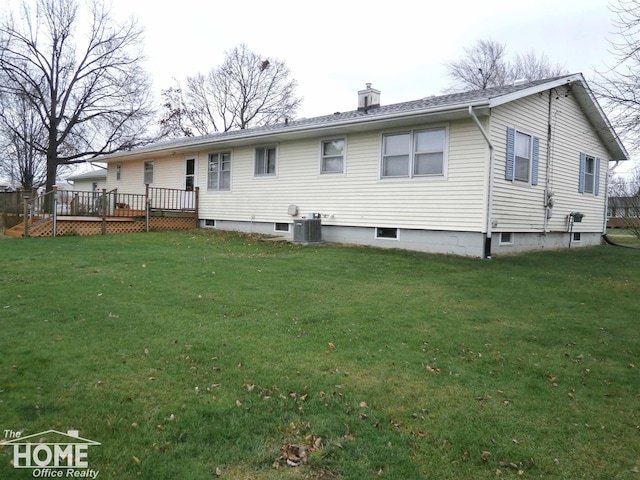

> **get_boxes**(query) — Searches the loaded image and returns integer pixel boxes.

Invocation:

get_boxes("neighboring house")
[607,196,640,228]
[99,74,628,257]
[66,169,107,192]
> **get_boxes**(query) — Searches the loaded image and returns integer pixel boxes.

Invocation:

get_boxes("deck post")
[52,185,58,237]
[22,194,29,238]
[145,183,150,232]
[101,189,107,235]
[194,186,199,228]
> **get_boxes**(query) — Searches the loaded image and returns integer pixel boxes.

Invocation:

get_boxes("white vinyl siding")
[196,119,485,232]
[492,91,608,234]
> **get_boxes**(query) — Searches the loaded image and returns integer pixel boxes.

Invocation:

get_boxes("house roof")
[102,73,628,162]
[66,169,107,181]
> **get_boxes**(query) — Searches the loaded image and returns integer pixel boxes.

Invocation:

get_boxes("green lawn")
[0,231,638,479]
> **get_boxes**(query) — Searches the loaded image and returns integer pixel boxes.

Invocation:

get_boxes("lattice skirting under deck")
[23,216,196,237]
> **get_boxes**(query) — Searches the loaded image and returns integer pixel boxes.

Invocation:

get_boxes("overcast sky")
[111,0,618,119]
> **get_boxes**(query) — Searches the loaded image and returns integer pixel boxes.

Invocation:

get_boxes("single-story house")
[607,196,640,228]
[66,169,108,192]
[99,73,628,257]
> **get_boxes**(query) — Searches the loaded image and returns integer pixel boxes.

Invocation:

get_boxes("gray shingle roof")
[157,77,562,146]
[102,74,627,161]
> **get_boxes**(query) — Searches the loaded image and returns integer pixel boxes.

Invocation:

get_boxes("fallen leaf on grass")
[132,455,141,465]
[426,365,441,373]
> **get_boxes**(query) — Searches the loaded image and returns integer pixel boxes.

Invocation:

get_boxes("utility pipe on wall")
[469,106,495,259]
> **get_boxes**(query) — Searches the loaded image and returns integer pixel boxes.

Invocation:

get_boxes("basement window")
[572,232,581,242]
[499,232,513,245]
[275,223,290,233]
[203,219,216,228]
[376,227,398,239]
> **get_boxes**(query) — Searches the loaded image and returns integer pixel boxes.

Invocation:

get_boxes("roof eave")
[102,100,492,162]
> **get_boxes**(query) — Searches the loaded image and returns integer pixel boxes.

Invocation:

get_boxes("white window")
[578,153,600,195]
[255,146,277,176]
[208,152,231,191]
[143,161,154,184]
[116,164,122,181]
[514,131,532,182]
[321,139,345,174]
[414,129,445,176]
[584,156,595,194]
[505,127,539,185]
[275,223,290,232]
[185,158,195,191]
[382,127,446,178]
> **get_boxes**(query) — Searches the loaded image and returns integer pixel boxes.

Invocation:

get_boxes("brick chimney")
[358,83,380,111]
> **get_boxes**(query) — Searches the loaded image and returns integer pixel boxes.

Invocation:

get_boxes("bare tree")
[445,40,510,91]
[160,44,301,137]
[608,166,640,237]
[445,40,568,92]
[593,0,640,152]
[0,0,156,199]
[510,50,567,82]
[159,86,194,138]
[0,88,49,191]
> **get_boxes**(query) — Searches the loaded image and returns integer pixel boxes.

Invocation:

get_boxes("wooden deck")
[4,212,197,238]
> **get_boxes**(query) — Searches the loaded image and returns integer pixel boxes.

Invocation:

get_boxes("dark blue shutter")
[578,152,586,193]
[594,157,601,196]
[505,127,515,181]
[531,137,540,186]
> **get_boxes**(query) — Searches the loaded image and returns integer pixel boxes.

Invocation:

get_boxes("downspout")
[469,106,494,259]
[544,91,553,233]
[603,161,616,235]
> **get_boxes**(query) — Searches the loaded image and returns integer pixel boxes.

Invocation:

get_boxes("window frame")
[207,151,232,191]
[505,127,539,185]
[143,161,154,185]
[254,145,278,177]
[375,227,399,240]
[514,131,533,182]
[185,157,196,191]
[320,138,346,174]
[380,126,447,180]
[116,163,122,181]
[578,153,600,195]
[274,222,290,233]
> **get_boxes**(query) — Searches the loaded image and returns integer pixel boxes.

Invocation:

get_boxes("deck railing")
[148,186,196,211]
[20,186,198,237]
